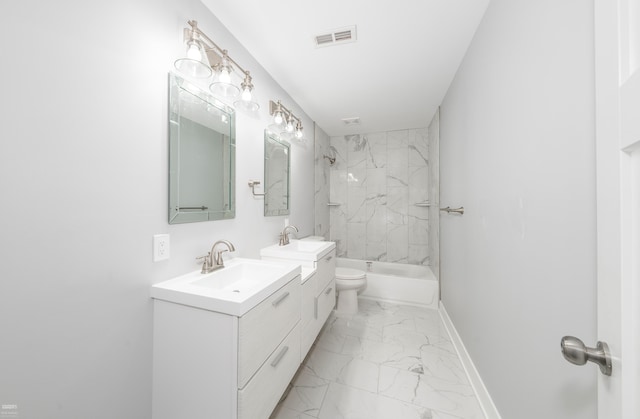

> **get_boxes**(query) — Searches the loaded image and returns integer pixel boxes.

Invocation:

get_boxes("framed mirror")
[168,73,235,224]
[264,130,290,216]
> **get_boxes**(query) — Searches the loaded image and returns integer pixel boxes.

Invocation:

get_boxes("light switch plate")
[153,234,170,262]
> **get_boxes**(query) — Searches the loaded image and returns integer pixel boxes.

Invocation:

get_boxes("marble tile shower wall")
[427,111,440,278]
[329,129,430,265]
[314,124,331,239]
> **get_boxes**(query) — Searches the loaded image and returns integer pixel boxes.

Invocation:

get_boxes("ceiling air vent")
[341,117,361,126]
[314,26,357,48]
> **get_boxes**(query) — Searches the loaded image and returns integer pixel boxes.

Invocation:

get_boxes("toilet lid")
[335,267,366,280]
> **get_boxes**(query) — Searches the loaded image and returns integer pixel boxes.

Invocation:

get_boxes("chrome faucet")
[198,240,236,274]
[279,225,299,246]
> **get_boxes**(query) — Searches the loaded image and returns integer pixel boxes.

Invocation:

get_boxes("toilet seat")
[335,267,366,280]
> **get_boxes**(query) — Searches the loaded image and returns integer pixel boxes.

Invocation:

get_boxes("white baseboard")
[439,302,502,419]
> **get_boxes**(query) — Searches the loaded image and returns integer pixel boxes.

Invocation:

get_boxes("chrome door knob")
[560,336,612,376]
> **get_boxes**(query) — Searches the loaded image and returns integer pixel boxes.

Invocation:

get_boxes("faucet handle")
[197,253,212,273]
[196,253,210,262]
[214,249,229,265]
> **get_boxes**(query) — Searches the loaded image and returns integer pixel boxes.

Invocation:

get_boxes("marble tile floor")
[270,298,485,419]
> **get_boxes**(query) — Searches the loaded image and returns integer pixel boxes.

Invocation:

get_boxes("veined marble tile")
[346,182,366,223]
[303,347,379,393]
[323,314,384,343]
[382,326,457,362]
[378,366,484,418]
[387,224,409,263]
[346,223,366,259]
[316,323,348,353]
[365,168,386,195]
[363,310,416,332]
[387,164,409,188]
[329,169,348,202]
[409,129,428,168]
[409,165,429,190]
[387,186,409,214]
[347,135,367,170]
[280,372,331,417]
[292,300,485,419]
[270,405,317,419]
[419,351,470,385]
[387,131,409,167]
[318,382,432,419]
[330,204,347,257]
[408,244,430,266]
[303,346,354,381]
[408,221,428,246]
[341,335,420,369]
[365,205,387,244]
[365,132,387,169]
[365,242,386,262]
[388,129,411,146]
[419,334,458,359]
[337,358,380,393]
[330,136,349,170]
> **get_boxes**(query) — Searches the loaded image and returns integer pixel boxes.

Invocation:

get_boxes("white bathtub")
[336,258,439,309]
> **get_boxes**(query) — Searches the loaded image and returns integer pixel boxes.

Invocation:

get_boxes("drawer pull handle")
[325,287,333,295]
[270,346,289,367]
[272,292,290,307]
[325,256,333,262]
[314,297,318,319]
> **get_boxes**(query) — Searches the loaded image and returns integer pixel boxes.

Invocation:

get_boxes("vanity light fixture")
[174,20,260,112]
[269,100,304,141]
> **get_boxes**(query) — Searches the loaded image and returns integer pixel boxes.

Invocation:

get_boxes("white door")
[595,0,640,417]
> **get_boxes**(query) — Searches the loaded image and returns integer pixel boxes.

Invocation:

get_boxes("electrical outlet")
[153,234,170,262]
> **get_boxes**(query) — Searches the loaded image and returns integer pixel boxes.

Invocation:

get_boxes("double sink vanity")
[151,238,336,419]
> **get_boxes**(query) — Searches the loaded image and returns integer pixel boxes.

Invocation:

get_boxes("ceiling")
[201,0,490,136]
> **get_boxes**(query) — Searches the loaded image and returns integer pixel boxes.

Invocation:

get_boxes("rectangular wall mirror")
[168,73,235,224]
[264,130,290,216]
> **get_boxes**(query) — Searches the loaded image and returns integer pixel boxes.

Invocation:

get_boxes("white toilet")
[300,236,367,315]
[335,267,367,315]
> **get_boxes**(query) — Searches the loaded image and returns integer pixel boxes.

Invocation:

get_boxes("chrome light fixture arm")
[269,100,304,140]
[185,20,250,78]
[176,20,258,110]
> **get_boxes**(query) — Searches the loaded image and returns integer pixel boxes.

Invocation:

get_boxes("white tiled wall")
[329,128,430,265]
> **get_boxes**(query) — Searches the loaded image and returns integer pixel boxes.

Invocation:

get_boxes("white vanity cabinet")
[261,243,336,361]
[152,275,301,419]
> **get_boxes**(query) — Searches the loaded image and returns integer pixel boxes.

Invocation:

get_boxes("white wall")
[0,1,315,418]
[439,1,597,418]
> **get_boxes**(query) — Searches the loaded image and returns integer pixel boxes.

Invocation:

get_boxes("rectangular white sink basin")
[151,258,300,316]
[260,239,335,262]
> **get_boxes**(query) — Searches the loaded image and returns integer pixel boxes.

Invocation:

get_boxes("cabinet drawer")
[237,325,301,419]
[301,272,317,330]
[315,251,336,294]
[316,279,336,333]
[238,278,300,388]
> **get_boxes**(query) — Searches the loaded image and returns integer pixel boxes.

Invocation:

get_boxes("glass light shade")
[285,120,294,133]
[241,87,252,102]
[274,112,284,125]
[174,41,212,79]
[295,128,303,139]
[218,68,231,84]
[210,67,239,99]
[233,86,259,112]
[233,99,260,112]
